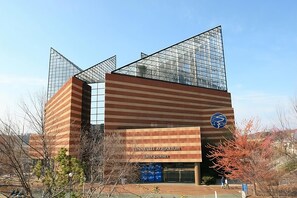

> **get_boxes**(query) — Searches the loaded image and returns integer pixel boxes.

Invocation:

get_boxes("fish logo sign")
[210,112,227,129]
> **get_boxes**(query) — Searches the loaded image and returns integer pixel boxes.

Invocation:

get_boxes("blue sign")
[242,183,248,193]
[210,113,227,129]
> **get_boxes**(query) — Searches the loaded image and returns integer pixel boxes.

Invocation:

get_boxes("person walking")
[225,177,229,189]
[221,176,225,188]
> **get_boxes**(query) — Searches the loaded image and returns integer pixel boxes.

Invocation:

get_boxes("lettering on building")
[133,146,181,152]
[143,155,170,159]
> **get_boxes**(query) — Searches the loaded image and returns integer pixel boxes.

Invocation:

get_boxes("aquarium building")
[31,26,234,185]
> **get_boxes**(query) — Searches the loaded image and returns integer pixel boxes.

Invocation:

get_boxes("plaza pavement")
[104,183,243,198]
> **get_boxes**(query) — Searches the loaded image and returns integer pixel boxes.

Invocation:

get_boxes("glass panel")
[47,48,82,100]
[112,26,227,91]
[75,56,116,84]
[90,83,105,126]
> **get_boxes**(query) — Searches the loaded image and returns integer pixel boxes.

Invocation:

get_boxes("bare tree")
[1,90,142,197]
[0,118,34,197]
[274,96,297,196]
[80,128,139,197]
[0,91,69,197]
[293,96,297,119]
[19,91,51,159]
[19,91,60,197]
[275,96,297,159]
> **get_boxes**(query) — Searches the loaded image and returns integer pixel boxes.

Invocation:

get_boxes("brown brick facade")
[30,77,91,158]
[112,126,201,163]
[31,73,233,163]
[105,73,234,141]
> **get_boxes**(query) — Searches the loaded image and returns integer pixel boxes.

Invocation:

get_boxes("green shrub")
[282,159,297,172]
[201,176,216,185]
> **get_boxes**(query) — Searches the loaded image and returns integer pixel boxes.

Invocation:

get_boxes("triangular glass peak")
[75,56,116,84]
[113,26,227,91]
[47,48,82,100]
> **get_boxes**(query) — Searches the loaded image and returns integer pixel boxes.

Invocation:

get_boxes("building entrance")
[163,163,195,183]
[140,163,195,183]
[163,169,194,183]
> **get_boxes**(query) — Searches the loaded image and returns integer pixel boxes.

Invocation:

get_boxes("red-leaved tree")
[207,119,278,196]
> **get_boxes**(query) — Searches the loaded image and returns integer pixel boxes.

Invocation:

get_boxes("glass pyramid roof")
[47,48,82,100]
[112,26,227,91]
[75,56,116,84]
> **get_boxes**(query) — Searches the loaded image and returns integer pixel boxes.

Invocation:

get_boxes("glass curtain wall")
[112,26,227,91]
[47,48,82,100]
[90,83,105,131]
[75,56,116,132]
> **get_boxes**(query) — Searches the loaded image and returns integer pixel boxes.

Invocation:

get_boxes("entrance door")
[163,169,194,183]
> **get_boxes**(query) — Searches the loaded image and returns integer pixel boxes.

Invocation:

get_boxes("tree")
[80,128,139,197]
[0,91,72,197]
[274,96,297,196]
[1,90,141,197]
[276,96,297,156]
[20,91,59,197]
[207,119,278,196]
[34,148,84,197]
[0,118,34,197]
[137,65,147,77]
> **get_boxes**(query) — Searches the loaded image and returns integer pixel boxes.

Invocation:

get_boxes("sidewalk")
[1,183,243,198]
[104,183,242,198]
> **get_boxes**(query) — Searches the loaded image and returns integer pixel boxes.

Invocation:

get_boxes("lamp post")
[83,176,86,196]
[69,172,73,197]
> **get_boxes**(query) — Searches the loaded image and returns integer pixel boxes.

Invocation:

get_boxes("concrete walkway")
[104,183,243,198]
[1,183,244,198]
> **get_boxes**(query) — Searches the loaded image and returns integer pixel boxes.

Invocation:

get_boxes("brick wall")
[112,126,201,163]
[30,77,91,158]
[105,73,234,141]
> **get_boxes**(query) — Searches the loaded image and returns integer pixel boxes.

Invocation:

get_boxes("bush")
[282,159,297,172]
[201,176,216,185]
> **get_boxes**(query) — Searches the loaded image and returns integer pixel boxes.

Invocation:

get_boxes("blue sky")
[0,0,296,128]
